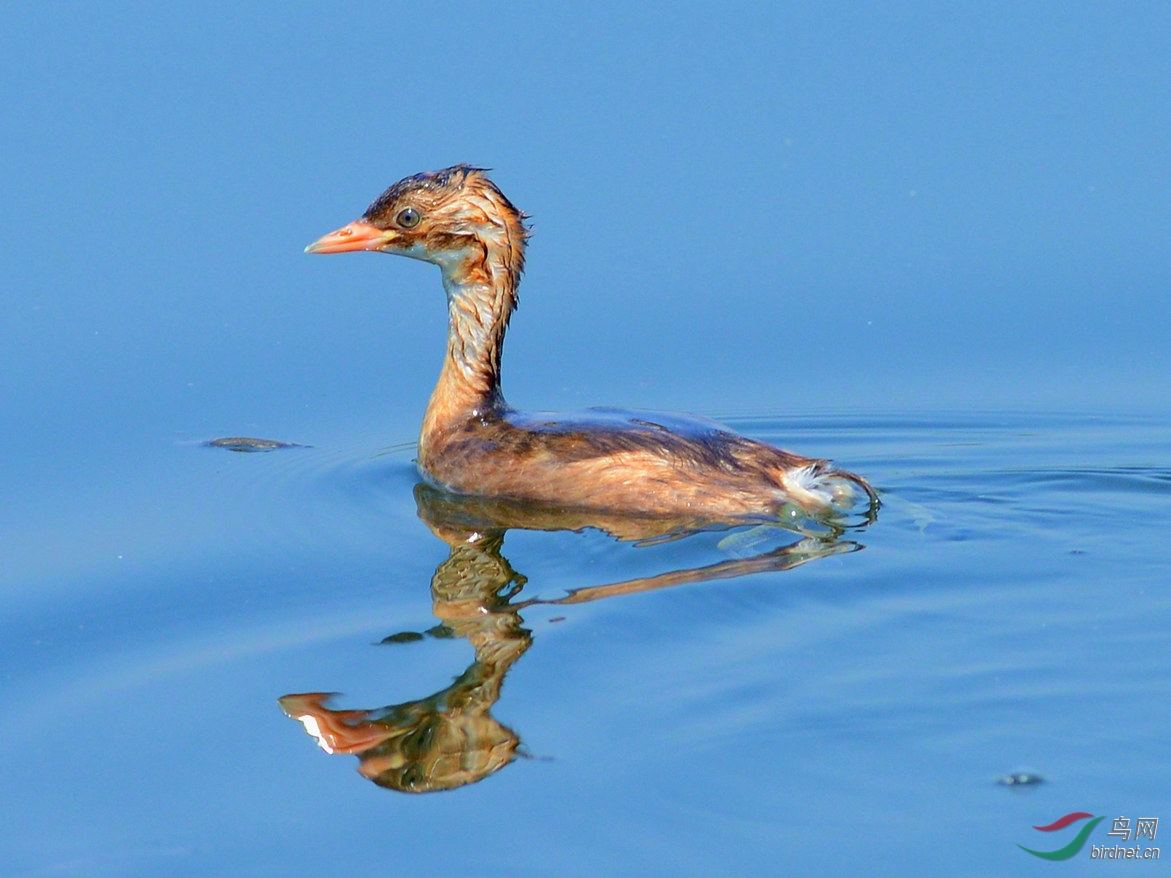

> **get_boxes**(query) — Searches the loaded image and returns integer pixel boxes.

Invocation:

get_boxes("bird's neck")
[421,245,520,449]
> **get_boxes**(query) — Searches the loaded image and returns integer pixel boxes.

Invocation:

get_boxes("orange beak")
[304,220,397,254]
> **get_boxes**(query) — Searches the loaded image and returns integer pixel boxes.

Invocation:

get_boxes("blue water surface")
[3,412,1168,876]
[2,4,1169,876]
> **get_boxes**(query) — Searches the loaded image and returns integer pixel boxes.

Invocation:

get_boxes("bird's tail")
[780,460,880,520]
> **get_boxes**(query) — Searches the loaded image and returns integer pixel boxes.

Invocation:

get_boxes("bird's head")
[305,165,528,279]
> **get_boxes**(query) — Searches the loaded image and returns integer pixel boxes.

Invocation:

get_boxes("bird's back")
[418,406,873,522]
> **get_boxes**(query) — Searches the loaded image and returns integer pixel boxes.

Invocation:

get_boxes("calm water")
[5,4,1171,874]
[3,410,1167,875]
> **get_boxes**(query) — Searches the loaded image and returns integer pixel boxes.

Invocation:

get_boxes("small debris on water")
[380,631,425,645]
[997,770,1045,787]
[206,437,304,453]
[379,624,457,645]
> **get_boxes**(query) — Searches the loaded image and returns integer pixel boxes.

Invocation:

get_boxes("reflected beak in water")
[305,220,396,254]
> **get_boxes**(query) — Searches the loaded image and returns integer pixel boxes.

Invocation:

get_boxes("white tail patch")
[780,463,861,512]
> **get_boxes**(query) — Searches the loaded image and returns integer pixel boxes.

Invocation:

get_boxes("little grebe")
[306,166,876,522]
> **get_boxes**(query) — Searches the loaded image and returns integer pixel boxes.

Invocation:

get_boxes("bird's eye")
[396,207,421,229]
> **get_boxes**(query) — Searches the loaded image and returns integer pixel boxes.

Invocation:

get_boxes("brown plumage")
[306,165,877,524]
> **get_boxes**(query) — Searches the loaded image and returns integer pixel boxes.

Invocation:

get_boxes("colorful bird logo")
[1017,812,1105,860]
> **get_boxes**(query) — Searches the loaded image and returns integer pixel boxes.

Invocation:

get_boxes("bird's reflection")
[280,484,872,793]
